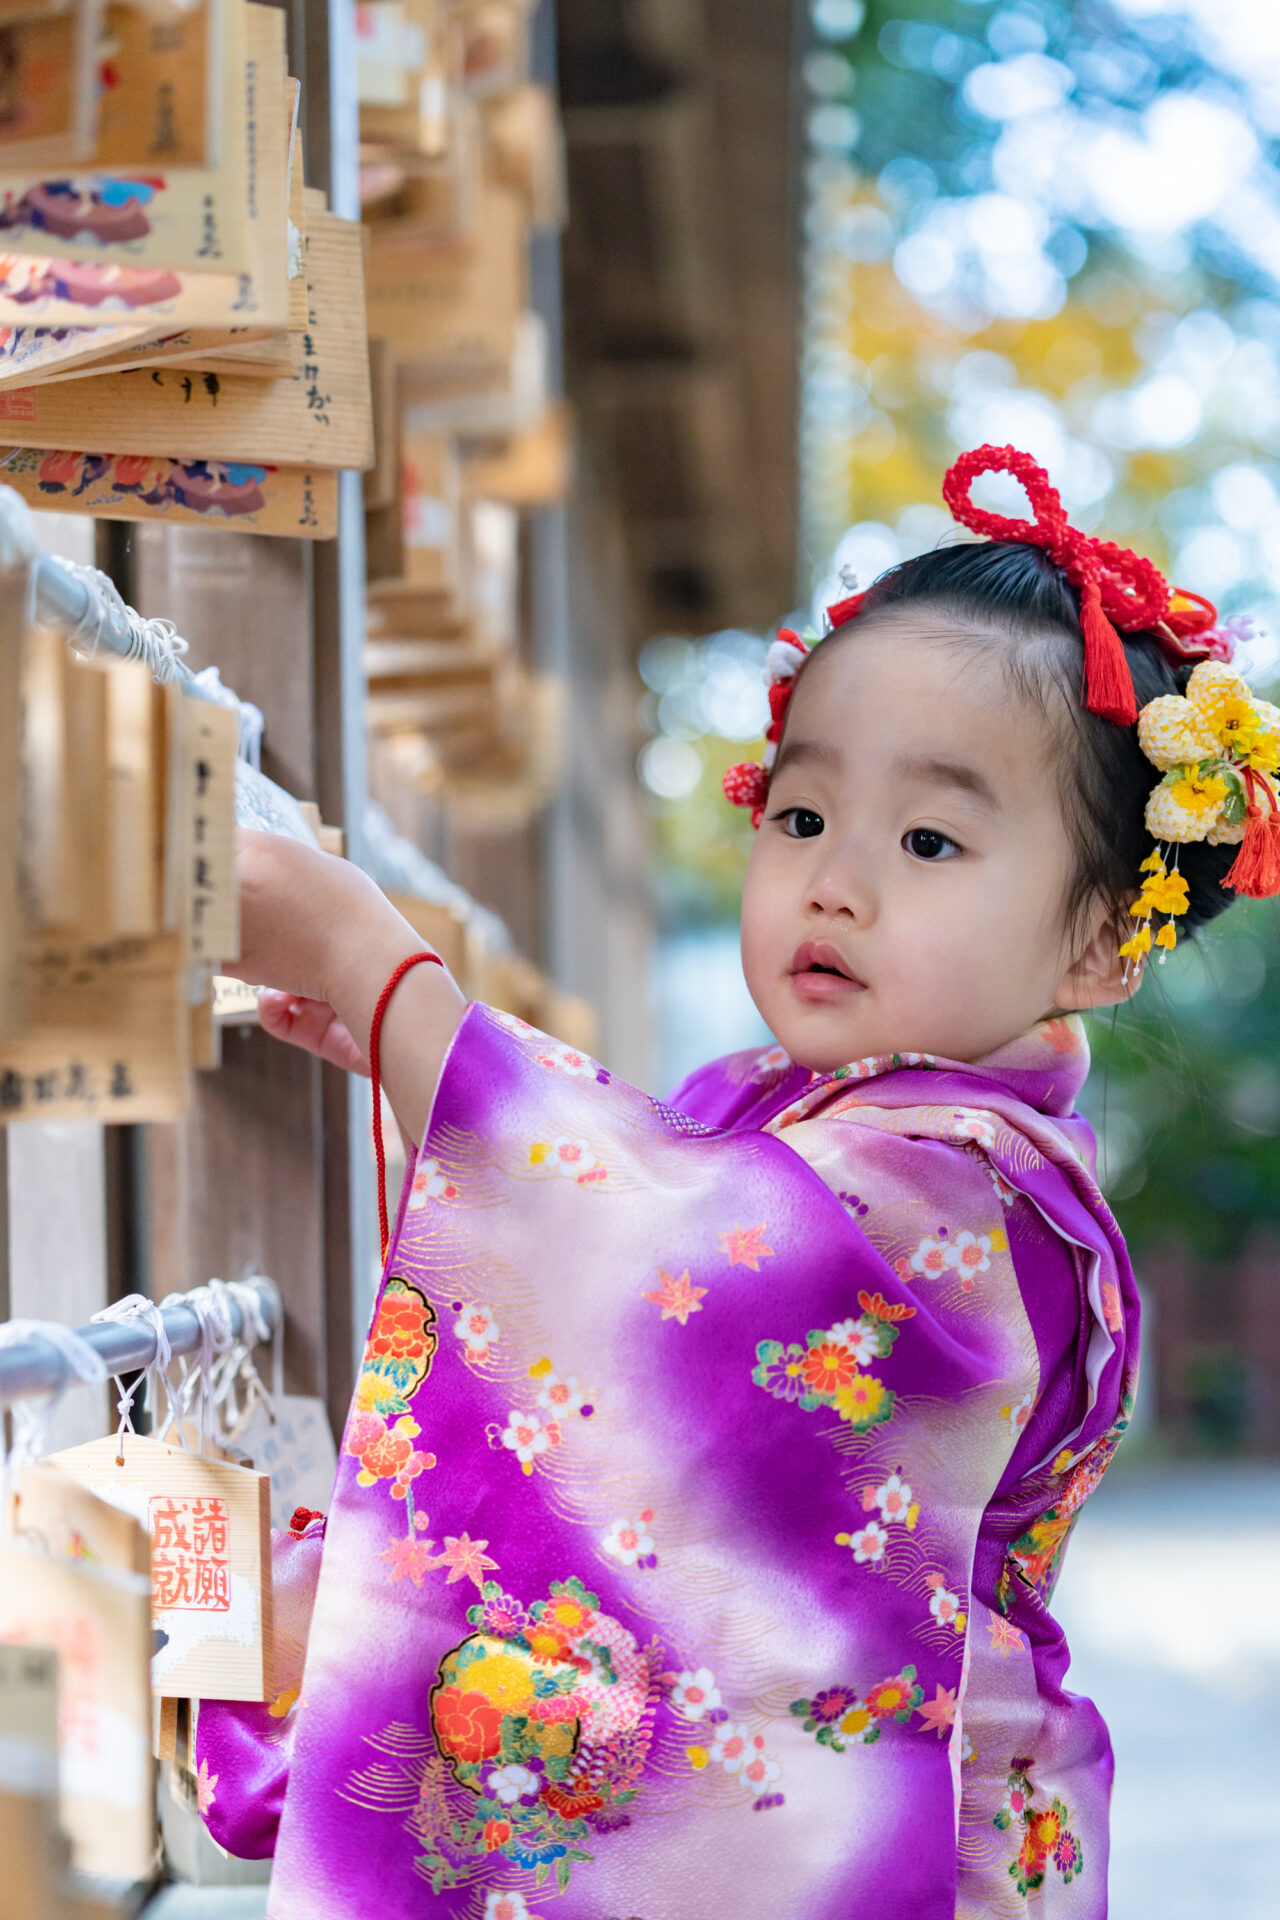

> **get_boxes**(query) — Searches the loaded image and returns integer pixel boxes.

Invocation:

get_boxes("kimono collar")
[813,1013,1091,1121]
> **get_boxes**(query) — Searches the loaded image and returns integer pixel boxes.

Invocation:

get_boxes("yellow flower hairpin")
[1123,660,1280,969]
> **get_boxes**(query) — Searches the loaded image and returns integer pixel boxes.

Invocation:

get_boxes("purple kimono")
[198,1005,1136,1918]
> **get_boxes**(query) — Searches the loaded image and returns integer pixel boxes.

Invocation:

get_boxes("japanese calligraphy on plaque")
[150,1495,231,1611]
[47,1434,272,1701]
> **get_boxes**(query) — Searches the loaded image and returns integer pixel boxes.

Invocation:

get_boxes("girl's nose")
[806,846,877,926]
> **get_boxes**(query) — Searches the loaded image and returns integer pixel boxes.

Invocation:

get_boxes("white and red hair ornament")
[721,628,810,827]
[722,444,1280,939]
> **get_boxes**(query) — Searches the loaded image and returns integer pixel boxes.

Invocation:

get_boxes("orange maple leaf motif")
[1043,1017,1080,1056]
[916,1683,957,1738]
[435,1532,498,1588]
[858,1289,916,1323]
[380,1534,436,1589]
[642,1268,708,1325]
[196,1757,218,1816]
[987,1614,1026,1659]
[717,1223,775,1270]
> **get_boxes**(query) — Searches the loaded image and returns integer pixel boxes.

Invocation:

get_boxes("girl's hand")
[234,828,467,1143]
[258,990,368,1076]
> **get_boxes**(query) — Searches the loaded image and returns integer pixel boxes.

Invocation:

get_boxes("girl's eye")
[778,807,825,839]
[904,827,960,861]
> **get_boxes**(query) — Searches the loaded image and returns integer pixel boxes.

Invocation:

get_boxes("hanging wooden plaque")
[0,210,372,468]
[47,1432,273,1703]
[0,1543,154,1883]
[0,552,24,1038]
[9,1461,150,1580]
[0,3,96,173]
[168,690,241,968]
[0,444,339,536]
[0,1642,62,1920]
[0,0,248,273]
[0,929,189,1124]
[0,5,290,330]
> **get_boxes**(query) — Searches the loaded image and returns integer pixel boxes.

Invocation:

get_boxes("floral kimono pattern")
[198,1007,1135,1919]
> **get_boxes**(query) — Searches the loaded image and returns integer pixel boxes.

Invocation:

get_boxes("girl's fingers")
[258,990,370,1076]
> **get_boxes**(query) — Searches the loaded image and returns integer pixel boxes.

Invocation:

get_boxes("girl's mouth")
[789,940,867,1003]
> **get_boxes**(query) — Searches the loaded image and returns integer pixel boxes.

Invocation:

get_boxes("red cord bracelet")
[369,949,445,1259]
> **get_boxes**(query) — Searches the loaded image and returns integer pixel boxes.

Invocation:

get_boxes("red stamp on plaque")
[148,1495,231,1611]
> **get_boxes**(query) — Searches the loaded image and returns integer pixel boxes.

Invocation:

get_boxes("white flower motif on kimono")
[708,1722,753,1773]
[909,1236,952,1279]
[848,1520,888,1564]
[873,1472,913,1524]
[535,1370,583,1416]
[602,1512,656,1567]
[929,1583,964,1630]
[739,1741,782,1794]
[485,1762,543,1806]
[825,1316,880,1366]
[752,1043,791,1081]
[454,1302,499,1358]
[491,1011,536,1039]
[950,1230,992,1289]
[984,1161,1018,1207]
[535,1042,598,1079]
[1003,1391,1034,1438]
[501,1409,550,1473]
[484,1894,533,1920]
[529,1135,605,1185]
[670,1667,721,1720]
[407,1157,458,1210]
[951,1109,997,1150]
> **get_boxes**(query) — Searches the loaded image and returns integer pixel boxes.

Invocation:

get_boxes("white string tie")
[0,1320,108,1503]
[61,559,191,683]
[205,1278,278,1446]
[90,1295,178,1456]
[162,1282,237,1455]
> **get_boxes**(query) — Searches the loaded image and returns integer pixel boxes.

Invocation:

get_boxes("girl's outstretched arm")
[232,829,466,1145]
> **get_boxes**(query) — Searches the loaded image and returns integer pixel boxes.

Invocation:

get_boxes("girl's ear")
[1053,912,1143,1012]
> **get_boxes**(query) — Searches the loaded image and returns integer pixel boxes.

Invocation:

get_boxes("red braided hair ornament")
[724,441,1221,816]
[941,445,1216,724]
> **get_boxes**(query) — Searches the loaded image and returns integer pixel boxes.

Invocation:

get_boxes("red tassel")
[1079,577,1137,726]
[1224,772,1280,898]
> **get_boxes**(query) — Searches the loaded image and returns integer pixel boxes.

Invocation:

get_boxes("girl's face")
[740,619,1133,1072]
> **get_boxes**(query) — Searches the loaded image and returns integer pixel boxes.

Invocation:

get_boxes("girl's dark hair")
[827,538,1238,948]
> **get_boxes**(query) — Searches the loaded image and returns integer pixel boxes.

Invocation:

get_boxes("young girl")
[201,446,1277,1918]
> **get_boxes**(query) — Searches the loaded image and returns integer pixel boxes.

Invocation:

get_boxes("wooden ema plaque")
[0,446,338,537]
[0,0,250,275]
[48,1433,273,1703]
[0,553,23,1037]
[0,1539,154,1882]
[0,210,372,468]
[0,930,190,1124]
[0,6,292,332]
[0,1641,64,1920]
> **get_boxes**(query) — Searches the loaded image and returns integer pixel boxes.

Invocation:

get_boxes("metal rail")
[0,1277,280,1402]
[0,482,319,846]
